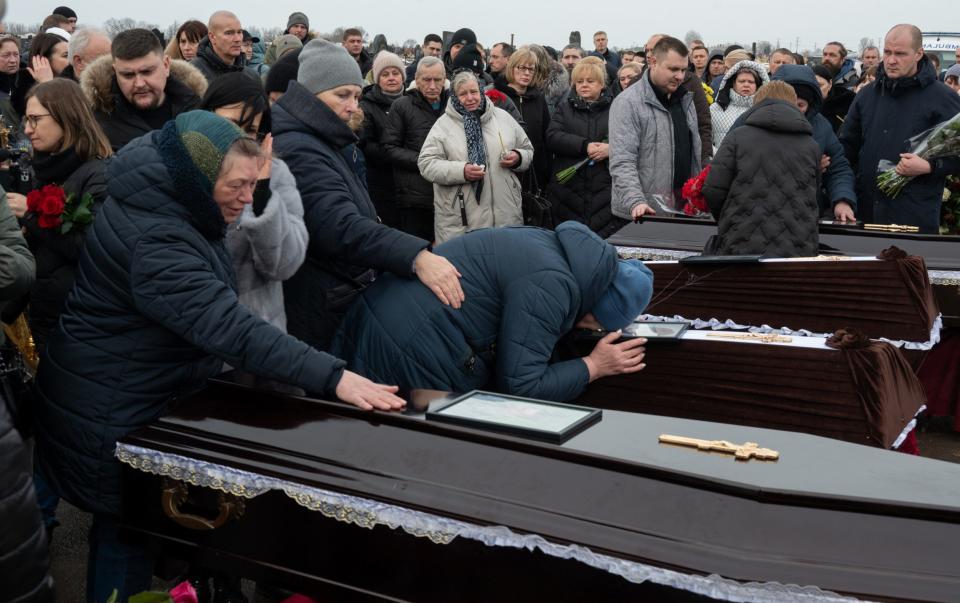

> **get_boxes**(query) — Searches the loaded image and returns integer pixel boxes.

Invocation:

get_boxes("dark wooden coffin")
[607,217,960,325]
[118,377,960,603]
[569,334,925,449]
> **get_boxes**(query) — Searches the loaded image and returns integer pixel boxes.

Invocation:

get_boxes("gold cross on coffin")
[658,435,780,462]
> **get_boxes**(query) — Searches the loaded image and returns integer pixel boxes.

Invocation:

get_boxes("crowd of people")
[1,5,959,602]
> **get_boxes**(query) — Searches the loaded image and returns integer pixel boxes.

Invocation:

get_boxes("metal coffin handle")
[161,477,246,530]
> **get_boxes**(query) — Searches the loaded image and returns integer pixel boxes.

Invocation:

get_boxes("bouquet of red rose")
[26,184,95,234]
[681,164,711,217]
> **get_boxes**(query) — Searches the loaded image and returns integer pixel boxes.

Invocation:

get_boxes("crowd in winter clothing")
[0,8,959,601]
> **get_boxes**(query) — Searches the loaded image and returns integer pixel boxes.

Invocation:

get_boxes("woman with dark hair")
[6,78,111,348]
[199,71,307,331]
[165,20,208,61]
[34,111,404,601]
[11,32,69,116]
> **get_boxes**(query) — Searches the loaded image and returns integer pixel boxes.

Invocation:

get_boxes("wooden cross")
[658,435,780,462]
[705,332,793,344]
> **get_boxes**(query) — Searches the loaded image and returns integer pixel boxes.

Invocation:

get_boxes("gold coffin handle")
[161,477,245,530]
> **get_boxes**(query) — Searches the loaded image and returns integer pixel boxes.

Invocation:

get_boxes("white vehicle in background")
[922,32,960,72]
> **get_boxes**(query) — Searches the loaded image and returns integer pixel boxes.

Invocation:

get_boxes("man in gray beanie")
[285,11,310,41]
[272,38,464,349]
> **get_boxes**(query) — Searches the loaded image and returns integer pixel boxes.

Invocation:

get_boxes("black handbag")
[521,170,554,229]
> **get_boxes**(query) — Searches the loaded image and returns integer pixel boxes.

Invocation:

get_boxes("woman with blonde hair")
[617,61,643,90]
[419,71,533,243]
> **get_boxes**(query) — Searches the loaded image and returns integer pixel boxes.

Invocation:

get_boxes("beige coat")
[418,99,534,244]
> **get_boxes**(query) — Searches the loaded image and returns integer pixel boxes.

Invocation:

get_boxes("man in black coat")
[840,24,960,233]
[190,11,253,82]
[382,56,449,241]
[80,29,206,150]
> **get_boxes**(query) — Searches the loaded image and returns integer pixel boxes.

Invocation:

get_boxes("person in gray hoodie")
[609,36,701,220]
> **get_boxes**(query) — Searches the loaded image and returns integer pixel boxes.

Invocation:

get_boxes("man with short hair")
[382,56,450,240]
[241,29,258,62]
[593,30,621,69]
[822,41,860,90]
[52,6,77,33]
[622,50,636,63]
[80,28,205,150]
[560,44,583,74]
[405,33,443,81]
[861,46,880,69]
[191,10,249,82]
[41,14,71,38]
[840,24,960,232]
[689,46,708,74]
[285,12,310,41]
[61,28,110,80]
[610,36,701,220]
[768,47,796,75]
[488,42,513,78]
[342,28,372,76]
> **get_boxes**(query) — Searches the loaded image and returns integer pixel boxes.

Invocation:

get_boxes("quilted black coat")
[545,89,625,239]
[703,99,821,257]
[358,84,400,224]
[381,89,450,209]
[34,127,349,515]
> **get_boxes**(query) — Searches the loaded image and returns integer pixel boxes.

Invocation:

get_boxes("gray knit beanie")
[298,39,365,94]
[286,12,309,31]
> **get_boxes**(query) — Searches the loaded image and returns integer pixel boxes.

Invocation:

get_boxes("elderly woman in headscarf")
[418,71,534,244]
[709,59,770,152]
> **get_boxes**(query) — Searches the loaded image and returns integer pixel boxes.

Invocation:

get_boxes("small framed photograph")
[622,321,689,340]
[426,391,602,444]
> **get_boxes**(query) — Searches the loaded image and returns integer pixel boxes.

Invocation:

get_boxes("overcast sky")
[6,0,953,52]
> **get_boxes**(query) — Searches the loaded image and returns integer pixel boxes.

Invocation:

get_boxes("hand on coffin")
[833,201,856,223]
[630,203,656,220]
[584,331,647,382]
[335,370,406,411]
[414,250,465,309]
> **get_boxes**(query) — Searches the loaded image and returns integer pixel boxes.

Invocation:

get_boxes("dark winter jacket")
[594,48,622,70]
[833,58,861,91]
[382,88,450,209]
[273,82,430,349]
[356,48,373,78]
[359,84,402,222]
[682,70,713,164]
[190,37,252,82]
[0,199,49,603]
[839,56,960,233]
[821,85,855,133]
[81,55,207,150]
[19,152,107,348]
[332,222,620,402]
[34,128,348,516]
[771,64,857,217]
[495,75,551,190]
[703,99,821,257]
[545,89,625,238]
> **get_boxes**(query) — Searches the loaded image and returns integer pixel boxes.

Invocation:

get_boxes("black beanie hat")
[812,64,833,82]
[450,28,477,48]
[53,6,77,19]
[452,44,484,77]
[265,48,302,94]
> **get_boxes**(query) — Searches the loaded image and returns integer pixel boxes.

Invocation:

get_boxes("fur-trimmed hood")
[81,55,209,115]
[715,60,770,110]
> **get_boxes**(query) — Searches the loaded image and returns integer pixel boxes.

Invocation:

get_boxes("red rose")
[37,213,62,229]
[38,191,65,217]
[26,189,41,213]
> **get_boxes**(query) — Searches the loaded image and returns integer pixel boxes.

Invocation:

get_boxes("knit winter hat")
[452,44,484,77]
[265,48,301,94]
[372,50,406,84]
[273,34,303,60]
[171,111,244,188]
[947,64,960,79]
[812,64,833,82]
[53,6,77,19]
[591,260,654,331]
[298,39,364,94]
[286,12,309,32]
[450,28,477,48]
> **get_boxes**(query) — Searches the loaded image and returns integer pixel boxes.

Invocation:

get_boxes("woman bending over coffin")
[33,112,405,603]
[333,221,654,403]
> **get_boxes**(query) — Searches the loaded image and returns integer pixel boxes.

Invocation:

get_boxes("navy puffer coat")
[332,222,619,402]
[34,130,347,515]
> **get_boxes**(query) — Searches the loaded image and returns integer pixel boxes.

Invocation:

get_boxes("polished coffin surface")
[119,378,960,602]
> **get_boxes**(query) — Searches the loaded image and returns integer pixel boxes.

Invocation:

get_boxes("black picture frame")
[621,321,689,340]
[426,390,602,444]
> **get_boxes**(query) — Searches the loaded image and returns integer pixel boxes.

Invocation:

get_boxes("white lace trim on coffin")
[116,443,868,603]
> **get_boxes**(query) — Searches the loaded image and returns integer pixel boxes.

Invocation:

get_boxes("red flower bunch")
[26,184,66,229]
[485,89,507,103]
[681,164,712,217]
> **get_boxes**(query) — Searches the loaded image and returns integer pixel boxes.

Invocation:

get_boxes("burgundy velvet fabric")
[575,338,926,448]
[645,256,939,342]
[917,329,960,431]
